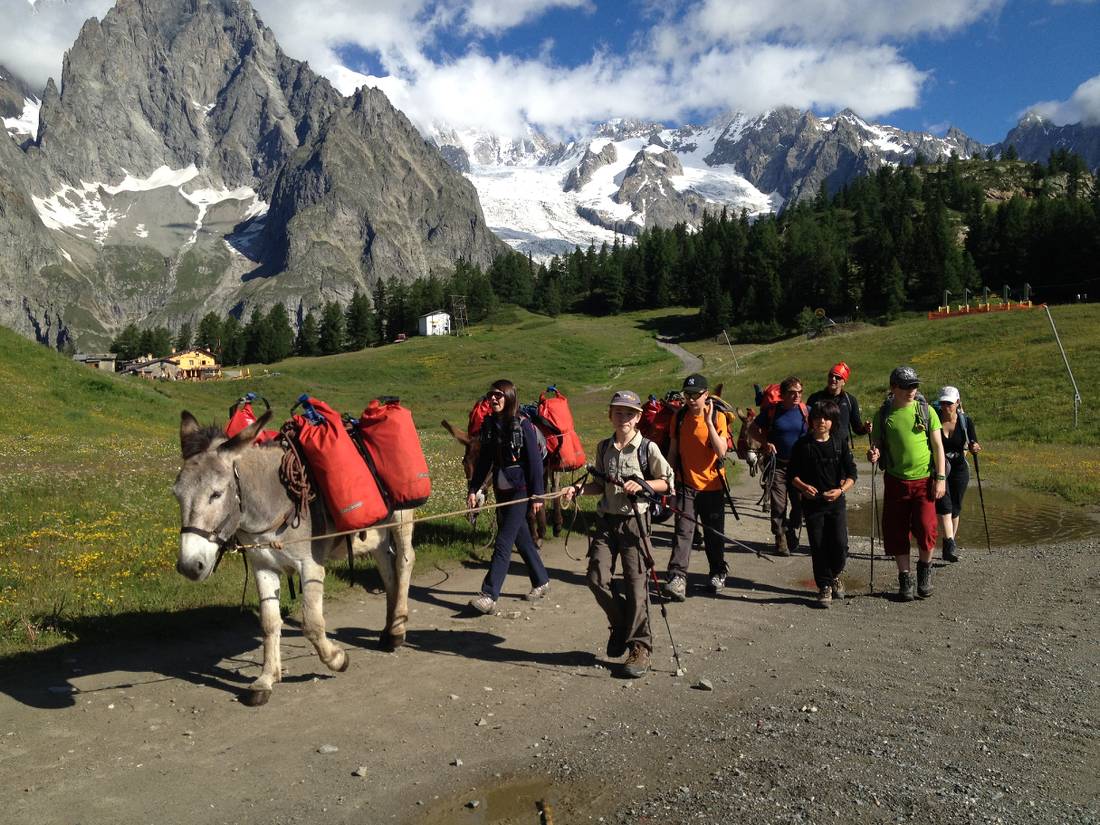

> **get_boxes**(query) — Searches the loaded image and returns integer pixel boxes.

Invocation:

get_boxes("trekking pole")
[719,469,741,521]
[868,461,876,594]
[972,452,993,554]
[616,482,683,674]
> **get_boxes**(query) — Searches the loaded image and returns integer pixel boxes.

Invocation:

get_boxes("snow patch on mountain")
[31,165,268,250]
[3,96,40,141]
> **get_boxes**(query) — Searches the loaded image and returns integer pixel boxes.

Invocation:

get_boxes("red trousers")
[882,473,938,556]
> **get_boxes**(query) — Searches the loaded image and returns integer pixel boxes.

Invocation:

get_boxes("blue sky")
[5,0,1100,143]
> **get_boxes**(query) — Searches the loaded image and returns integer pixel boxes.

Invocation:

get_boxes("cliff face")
[2,0,503,348]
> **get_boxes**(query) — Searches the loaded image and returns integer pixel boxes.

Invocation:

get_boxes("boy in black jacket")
[788,399,858,607]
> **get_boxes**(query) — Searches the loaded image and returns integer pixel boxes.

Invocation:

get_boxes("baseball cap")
[609,390,643,412]
[829,362,851,381]
[682,373,708,393]
[889,366,921,388]
[939,386,960,404]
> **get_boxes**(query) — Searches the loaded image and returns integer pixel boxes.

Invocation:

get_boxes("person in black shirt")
[788,399,858,607]
[934,386,981,563]
[806,361,871,448]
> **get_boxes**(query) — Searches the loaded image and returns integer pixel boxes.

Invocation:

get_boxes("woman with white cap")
[934,386,981,563]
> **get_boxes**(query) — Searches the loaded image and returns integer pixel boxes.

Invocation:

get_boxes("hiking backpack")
[355,397,432,509]
[537,387,586,471]
[291,396,390,532]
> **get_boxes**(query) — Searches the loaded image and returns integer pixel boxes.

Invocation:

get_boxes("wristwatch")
[934,473,946,480]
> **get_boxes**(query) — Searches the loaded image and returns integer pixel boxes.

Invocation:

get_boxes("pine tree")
[345,289,377,350]
[243,308,272,364]
[110,323,142,361]
[221,316,246,365]
[175,321,193,352]
[195,312,222,354]
[265,303,294,362]
[295,311,320,357]
[318,301,345,354]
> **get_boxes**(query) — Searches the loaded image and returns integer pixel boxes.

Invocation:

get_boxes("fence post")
[1044,305,1082,428]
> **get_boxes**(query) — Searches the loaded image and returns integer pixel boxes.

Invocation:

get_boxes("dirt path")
[0,467,1096,825]
[654,337,703,376]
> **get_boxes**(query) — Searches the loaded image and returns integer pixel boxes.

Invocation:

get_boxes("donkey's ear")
[713,382,724,399]
[219,409,274,454]
[180,411,202,456]
[441,419,471,446]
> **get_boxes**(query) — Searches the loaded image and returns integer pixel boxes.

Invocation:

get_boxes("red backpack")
[537,387,586,471]
[225,394,279,444]
[292,396,389,532]
[356,398,432,509]
[467,396,494,439]
[648,398,682,456]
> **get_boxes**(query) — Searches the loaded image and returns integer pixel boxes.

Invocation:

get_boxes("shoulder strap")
[639,437,652,479]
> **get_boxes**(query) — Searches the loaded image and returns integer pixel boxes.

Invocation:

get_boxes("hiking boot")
[622,643,651,678]
[552,523,562,538]
[943,538,960,563]
[917,562,933,598]
[662,575,687,602]
[469,593,496,614]
[773,534,790,557]
[817,585,833,607]
[606,626,628,658]
[525,581,551,601]
[831,578,846,600]
[785,528,800,554]
[897,571,915,602]
[708,573,727,594]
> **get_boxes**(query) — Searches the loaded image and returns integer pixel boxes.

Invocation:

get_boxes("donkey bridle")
[179,465,299,574]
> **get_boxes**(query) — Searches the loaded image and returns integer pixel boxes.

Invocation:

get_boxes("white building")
[418,310,451,337]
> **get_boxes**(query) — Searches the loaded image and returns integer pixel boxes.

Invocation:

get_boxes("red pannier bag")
[538,387,585,471]
[639,396,662,439]
[293,396,389,532]
[357,398,432,509]
[224,394,279,444]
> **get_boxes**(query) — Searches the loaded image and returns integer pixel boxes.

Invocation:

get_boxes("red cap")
[830,362,851,381]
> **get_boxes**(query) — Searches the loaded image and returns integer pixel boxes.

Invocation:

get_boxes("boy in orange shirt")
[662,373,731,599]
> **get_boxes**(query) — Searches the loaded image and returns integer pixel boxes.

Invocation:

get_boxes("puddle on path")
[846,485,1098,547]
[413,775,598,825]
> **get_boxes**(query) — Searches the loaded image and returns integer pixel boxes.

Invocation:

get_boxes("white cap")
[939,386,960,404]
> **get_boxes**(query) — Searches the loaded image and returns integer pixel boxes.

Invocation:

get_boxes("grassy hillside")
[1,304,1096,655]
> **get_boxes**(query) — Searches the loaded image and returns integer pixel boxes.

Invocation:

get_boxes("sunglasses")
[685,391,705,400]
[487,390,505,401]
[785,389,803,396]
[828,374,844,382]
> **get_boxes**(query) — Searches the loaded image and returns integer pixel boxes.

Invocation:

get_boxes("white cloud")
[462,0,592,33]
[654,0,1004,57]
[0,0,1006,142]
[0,0,114,90]
[1030,74,1100,126]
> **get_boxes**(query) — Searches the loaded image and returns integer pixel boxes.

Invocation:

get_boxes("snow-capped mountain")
[429,117,781,258]
[428,109,986,258]
[0,64,40,145]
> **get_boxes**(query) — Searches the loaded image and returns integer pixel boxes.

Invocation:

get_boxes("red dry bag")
[649,399,682,456]
[467,396,494,438]
[357,398,432,509]
[225,395,279,444]
[293,397,389,532]
[537,387,585,471]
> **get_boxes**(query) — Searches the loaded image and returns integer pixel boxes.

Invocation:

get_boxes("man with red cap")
[807,361,871,448]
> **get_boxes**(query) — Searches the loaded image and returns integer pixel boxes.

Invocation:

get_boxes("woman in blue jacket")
[466,379,550,613]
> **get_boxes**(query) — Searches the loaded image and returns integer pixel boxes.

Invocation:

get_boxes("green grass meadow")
[0,303,1096,654]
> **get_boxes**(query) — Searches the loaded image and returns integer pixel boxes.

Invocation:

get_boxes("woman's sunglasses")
[487,390,505,401]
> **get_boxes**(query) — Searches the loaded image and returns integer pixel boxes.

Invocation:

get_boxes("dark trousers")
[935,458,970,518]
[769,459,803,538]
[803,497,849,588]
[587,514,652,651]
[668,487,727,578]
[481,487,549,599]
